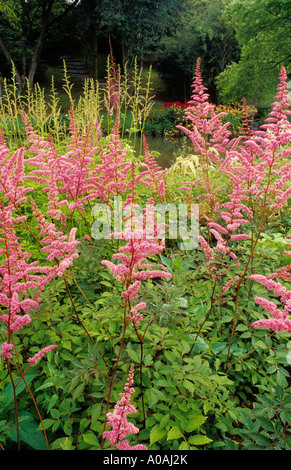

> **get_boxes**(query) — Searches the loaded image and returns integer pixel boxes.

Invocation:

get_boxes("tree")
[216,0,291,104]
[155,0,239,102]
[0,0,79,90]
[96,0,179,69]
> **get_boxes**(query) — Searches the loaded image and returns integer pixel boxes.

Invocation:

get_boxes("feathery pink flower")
[103,364,147,450]
[250,272,291,334]
[28,345,58,365]
[1,342,14,359]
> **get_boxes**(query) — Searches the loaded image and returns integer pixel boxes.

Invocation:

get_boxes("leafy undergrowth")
[0,58,290,451]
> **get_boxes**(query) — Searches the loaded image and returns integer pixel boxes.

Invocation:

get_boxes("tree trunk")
[27,1,54,89]
[0,34,22,91]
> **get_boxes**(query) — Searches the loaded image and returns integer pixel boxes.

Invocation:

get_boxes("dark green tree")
[0,0,79,90]
[216,0,291,104]
[95,0,179,69]
[155,0,239,102]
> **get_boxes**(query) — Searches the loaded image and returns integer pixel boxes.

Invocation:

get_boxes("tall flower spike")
[140,135,168,201]
[177,58,232,164]
[103,364,147,450]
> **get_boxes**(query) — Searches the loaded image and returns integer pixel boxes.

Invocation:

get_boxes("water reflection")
[130,135,182,169]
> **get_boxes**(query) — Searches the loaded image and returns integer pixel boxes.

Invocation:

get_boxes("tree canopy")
[216,0,291,103]
[0,0,289,105]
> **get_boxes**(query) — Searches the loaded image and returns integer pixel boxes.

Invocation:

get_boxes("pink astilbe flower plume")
[1,342,14,359]
[30,197,80,277]
[177,57,232,165]
[101,161,172,325]
[0,138,79,364]
[140,136,168,201]
[103,364,147,450]
[28,345,58,366]
[178,59,291,349]
[250,272,291,334]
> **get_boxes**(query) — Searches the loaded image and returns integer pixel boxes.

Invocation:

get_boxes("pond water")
[130,135,183,169]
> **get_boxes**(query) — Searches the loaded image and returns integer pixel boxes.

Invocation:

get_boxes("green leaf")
[144,354,153,366]
[91,403,102,424]
[183,379,195,394]
[276,370,288,388]
[236,323,249,331]
[127,345,140,363]
[256,417,274,433]
[7,412,47,450]
[63,419,73,436]
[39,419,55,430]
[50,408,61,419]
[35,380,54,392]
[189,336,208,353]
[72,383,85,400]
[82,432,99,447]
[60,437,75,450]
[211,342,228,354]
[146,388,167,407]
[254,340,268,350]
[185,415,207,433]
[211,374,233,386]
[0,373,36,406]
[167,426,183,440]
[150,425,167,445]
[47,394,59,412]
[160,414,170,429]
[188,434,212,446]
[179,441,190,450]
[249,432,271,447]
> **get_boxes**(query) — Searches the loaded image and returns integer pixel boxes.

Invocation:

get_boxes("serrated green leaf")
[183,379,195,394]
[188,434,212,445]
[179,441,189,450]
[249,432,271,447]
[63,419,73,436]
[211,374,233,386]
[91,403,101,424]
[1,374,36,405]
[236,323,249,331]
[82,432,99,446]
[160,414,170,429]
[72,382,85,400]
[50,408,61,419]
[254,340,268,350]
[276,370,288,388]
[47,394,58,412]
[167,426,183,440]
[62,340,72,350]
[7,412,47,450]
[211,342,228,354]
[127,347,140,363]
[150,425,167,445]
[239,410,253,430]
[185,415,207,433]
[38,419,55,430]
[190,336,208,353]
[60,437,75,450]
[146,388,167,407]
[256,417,274,432]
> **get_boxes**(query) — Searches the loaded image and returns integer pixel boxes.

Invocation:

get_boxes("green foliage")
[156,0,239,101]
[216,0,291,104]
[0,53,290,452]
[232,381,291,450]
